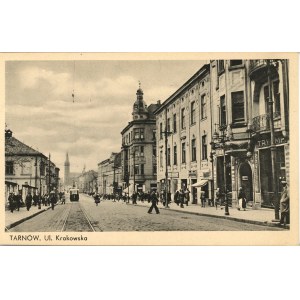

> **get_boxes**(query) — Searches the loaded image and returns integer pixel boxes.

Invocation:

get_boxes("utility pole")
[267,60,279,221]
[48,153,51,193]
[162,109,172,208]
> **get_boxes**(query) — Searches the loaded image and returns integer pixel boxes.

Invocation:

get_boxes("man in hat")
[49,190,57,210]
[148,190,160,214]
[280,182,289,226]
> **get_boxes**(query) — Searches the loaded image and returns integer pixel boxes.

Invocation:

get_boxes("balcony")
[251,112,281,133]
[249,60,267,79]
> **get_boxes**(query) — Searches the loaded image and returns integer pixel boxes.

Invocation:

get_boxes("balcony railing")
[249,60,267,78]
[251,112,281,132]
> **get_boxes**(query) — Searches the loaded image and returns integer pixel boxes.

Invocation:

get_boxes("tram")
[69,188,79,202]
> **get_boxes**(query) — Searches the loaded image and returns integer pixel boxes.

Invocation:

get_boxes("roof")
[154,64,210,115]
[5,136,46,158]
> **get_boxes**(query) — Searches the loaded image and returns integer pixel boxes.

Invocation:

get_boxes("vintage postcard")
[0,52,298,245]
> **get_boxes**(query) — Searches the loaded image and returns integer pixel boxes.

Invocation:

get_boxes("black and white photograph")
[1,53,298,245]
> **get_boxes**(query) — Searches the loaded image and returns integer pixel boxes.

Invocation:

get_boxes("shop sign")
[188,171,197,178]
[169,172,179,178]
[242,176,248,181]
[257,137,286,148]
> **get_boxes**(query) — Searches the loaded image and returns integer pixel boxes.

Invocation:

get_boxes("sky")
[5,60,206,178]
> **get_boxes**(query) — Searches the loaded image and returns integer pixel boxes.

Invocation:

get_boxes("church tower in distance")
[64,152,70,186]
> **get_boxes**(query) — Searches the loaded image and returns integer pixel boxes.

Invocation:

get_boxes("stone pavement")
[5,205,51,230]
[134,200,286,228]
[5,197,287,230]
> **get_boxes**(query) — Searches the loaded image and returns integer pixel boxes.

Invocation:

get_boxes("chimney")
[157,100,161,105]
[5,129,12,138]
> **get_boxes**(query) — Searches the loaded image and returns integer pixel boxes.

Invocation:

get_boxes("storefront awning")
[191,179,208,188]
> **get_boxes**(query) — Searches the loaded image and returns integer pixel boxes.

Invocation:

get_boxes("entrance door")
[191,179,197,204]
[239,162,253,202]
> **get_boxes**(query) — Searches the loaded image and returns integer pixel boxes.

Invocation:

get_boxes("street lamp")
[212,124,231,216]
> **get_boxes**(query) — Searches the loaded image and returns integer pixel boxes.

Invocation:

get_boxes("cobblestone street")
[9,194,284,232]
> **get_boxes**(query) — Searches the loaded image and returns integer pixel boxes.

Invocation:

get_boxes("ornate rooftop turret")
[132,81,148,120]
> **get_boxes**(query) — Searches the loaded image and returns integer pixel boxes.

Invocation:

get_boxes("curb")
[5,206,52,231]
[136,203,287,229]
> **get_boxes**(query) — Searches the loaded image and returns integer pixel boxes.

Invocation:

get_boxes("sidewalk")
[134,201,287,228]
[5,205,51,231]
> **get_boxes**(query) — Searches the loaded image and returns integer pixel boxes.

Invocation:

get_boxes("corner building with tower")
[121,86,161,193]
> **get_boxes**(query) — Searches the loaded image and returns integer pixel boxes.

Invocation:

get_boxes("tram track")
[60,202,100,232]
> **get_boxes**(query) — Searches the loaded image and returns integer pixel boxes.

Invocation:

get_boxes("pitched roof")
[5,136,45,157]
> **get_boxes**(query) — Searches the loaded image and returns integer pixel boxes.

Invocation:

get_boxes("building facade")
[209,59,289,208]
[121,86,161,193]
[98,152,122,194]
[155,65,212,203]
[5,129,60,204]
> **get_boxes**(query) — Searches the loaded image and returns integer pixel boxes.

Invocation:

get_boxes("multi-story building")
[98,152,122,194]
[155,64,212,203]
[5,129,60,203]
[209,59,289,209]
[121,86,161,193]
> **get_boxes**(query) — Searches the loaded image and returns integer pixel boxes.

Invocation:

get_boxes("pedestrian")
[132,192,137,205]
[49,191,56,210]
[174,190,179,206]
[148,190,160,214]
[200,191,206,207]
[237,187,247,211]
[61,193,66,205]
[179,189,185,208]
[8,192,15,213]
[25,192,32,211]
[280,182,289,226]
[33,192,39,206]
[94,193,100,206]
[215,188,221,210]
[184,188,190,206]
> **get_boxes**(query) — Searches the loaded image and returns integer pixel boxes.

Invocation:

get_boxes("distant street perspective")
[8,194,284,232]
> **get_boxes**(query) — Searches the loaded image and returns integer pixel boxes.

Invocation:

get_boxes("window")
[129,132,131,143]
[191,139,196,162]
[167,118,171,132]
[173,145,177,165]
[160,123,163,139]
[182,142,186,163]
[160,150,163,167]
[152,130,156,140]
[152,145,156,157]
[201,94,207,119]
[140,129,144,139]
[134,164,139,175]
[273,81,281,116]
[140,146,144,156]
[220,95,226,126]
[202,135,207,160]
[134,128,140,140]
[40,161,45,176]
[232,91,245,123]
[173,114,177,133]
[153,163,157,175]
[167,147,171,166]
[140,164,144,175]
[134,128,144,140]
[218,60,225,73]
[181,108,186,129]
[5,161,13,175]
[191,101,196,124]
[230,60,243,67]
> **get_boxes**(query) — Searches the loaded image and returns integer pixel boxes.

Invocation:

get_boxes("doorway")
[239,162,253,202]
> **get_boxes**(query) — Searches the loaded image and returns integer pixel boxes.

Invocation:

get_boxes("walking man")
[148,190,160,214]
[25,192,32,211]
